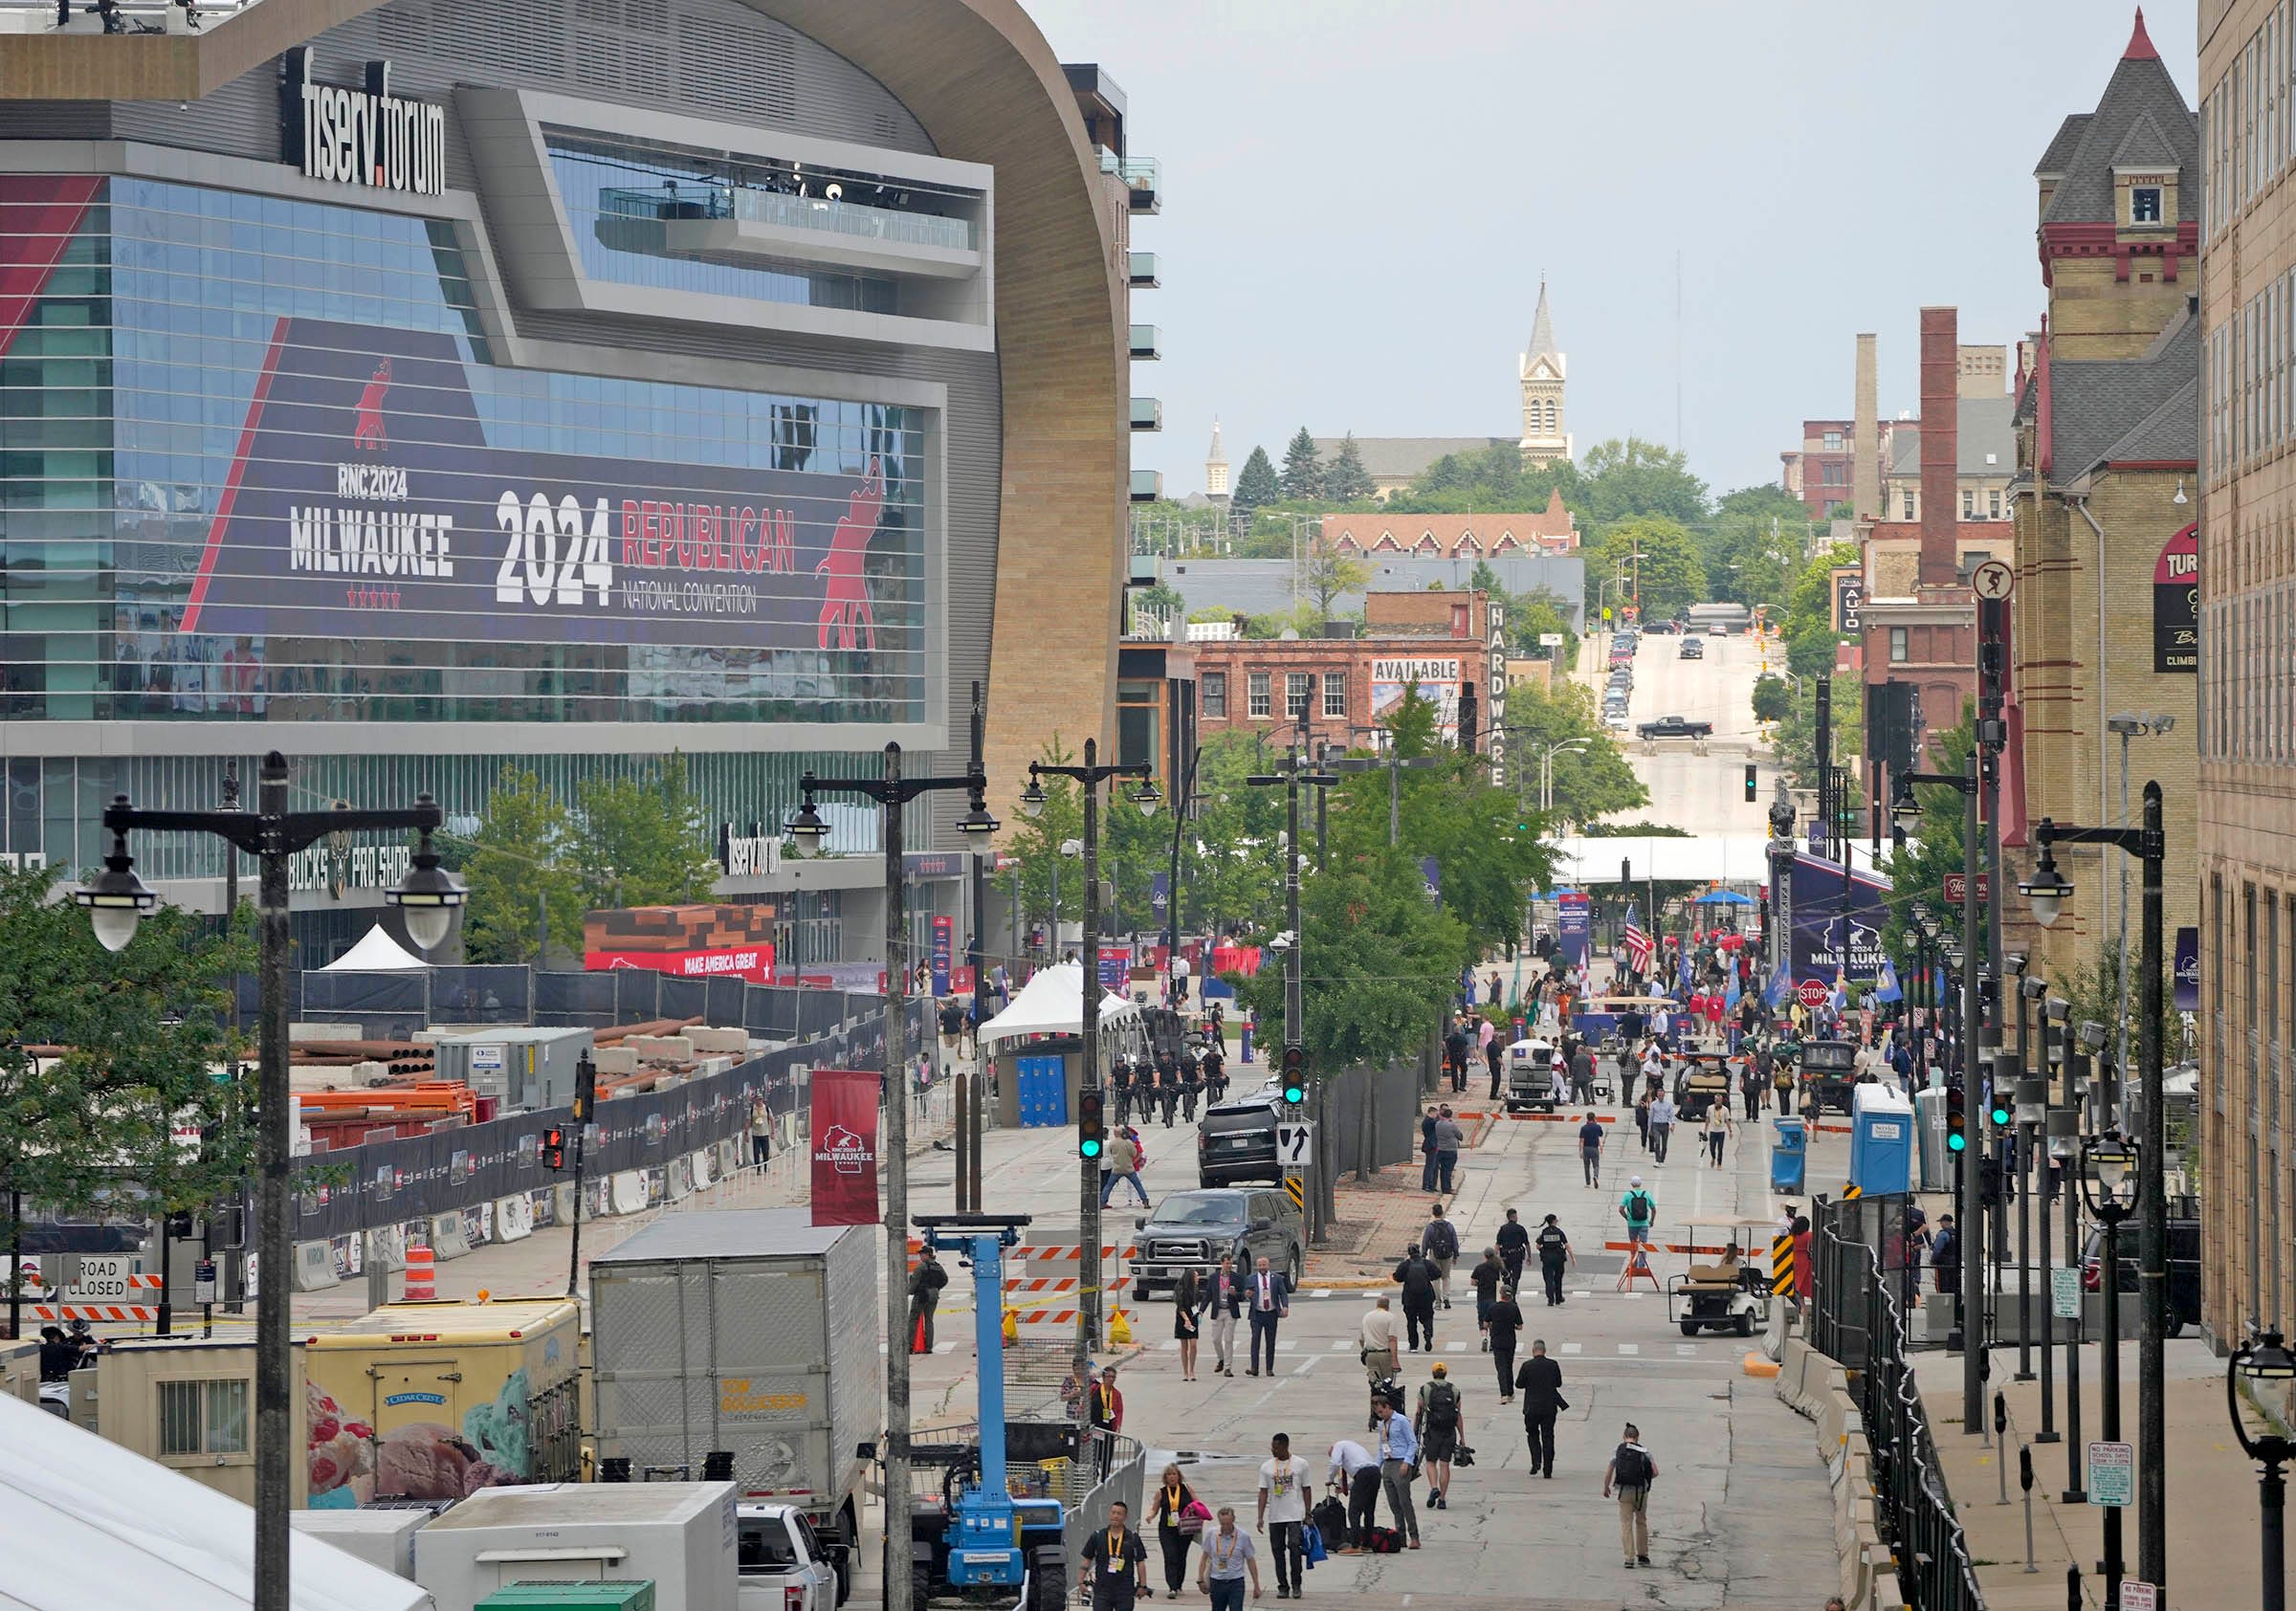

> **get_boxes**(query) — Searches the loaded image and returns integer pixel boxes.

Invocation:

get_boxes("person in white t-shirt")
[1256,1432,1313,1599]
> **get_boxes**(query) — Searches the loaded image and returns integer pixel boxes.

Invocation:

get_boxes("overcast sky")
[1021,1,2200,501]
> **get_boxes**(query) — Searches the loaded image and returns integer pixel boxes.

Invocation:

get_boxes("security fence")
[1807,1193,1986,1611]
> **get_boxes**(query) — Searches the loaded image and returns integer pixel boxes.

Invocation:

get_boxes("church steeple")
[1519,279,1571,468]
[1204,417,1230,499]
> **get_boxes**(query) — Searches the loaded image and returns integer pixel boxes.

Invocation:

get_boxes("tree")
[1324,433,1376,503]
[1878,705,1981,960]
[572,754,722,911]
[1386,445,1572,515]
[1280,428,1323,500]
[1588,515,1709,621]
[1501,678,1648,826]
[1751,673,1792,724]
[1700,485,1812,607]
[1779,540,1862,679]
[1576,437,1709,533]
[0,863,256,1240]
[1232,445,1280,519]
[1302,543,1370,619]
[1380,683,1442,758]
[457,765,585,963]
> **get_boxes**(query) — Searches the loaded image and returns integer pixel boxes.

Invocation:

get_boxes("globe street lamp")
[2080,1133,2139,1605]
[2228,1326,2296,1611]
[76,753,459,1611]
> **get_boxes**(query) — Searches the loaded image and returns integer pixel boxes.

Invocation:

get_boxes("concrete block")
[494,1196,534,1241]
[609,1170,650,1215]
[294,1241,340,1291]
[686,1026,748,1054]
[427,1212,471,1260]
[651,1035,694,1061]
[289,1022,364,1043]
[592,1045,639,1075]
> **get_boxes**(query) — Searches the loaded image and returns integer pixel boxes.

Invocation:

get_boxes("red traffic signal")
[542,1126,566,1171]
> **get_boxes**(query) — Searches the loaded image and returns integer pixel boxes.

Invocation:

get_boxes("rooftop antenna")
[1675,249,1685,454]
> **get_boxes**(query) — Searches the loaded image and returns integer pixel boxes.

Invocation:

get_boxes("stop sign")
[1797,978,1831,1009]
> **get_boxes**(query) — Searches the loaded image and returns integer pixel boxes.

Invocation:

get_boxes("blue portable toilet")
[1849,1083,1916,1196]
[1770,1116,1807,1194]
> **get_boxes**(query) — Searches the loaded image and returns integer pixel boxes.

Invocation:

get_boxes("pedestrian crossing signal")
[542,1126,566,1171]
[1280,1045,1306,1106]
[1945,1088,1967,1152]
[1077,1088,1105,1159]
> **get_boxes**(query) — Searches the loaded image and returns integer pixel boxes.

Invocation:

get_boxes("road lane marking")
[1313,1289,1333,1298]
[1617,1343,1640,1355]
[1676,1344,1697,1356]
[1292,1355,1321,1376]
[1560,1342,1582,1355]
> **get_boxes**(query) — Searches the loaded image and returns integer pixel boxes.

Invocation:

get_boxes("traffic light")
[572,1052,597,1123]
[1280,1045,1306,1107]
[1743,762,1758,804]
[1077,1087,1105,1160]
[1977,1156,2003,1209]
[1988,1086,2012,1128]
[1944,1087,1967,1153]
[542,1125,566,1171]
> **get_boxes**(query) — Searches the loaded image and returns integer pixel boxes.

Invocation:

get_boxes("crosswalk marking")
[1275,1338,1296,1352]
[1313,1289,1333,1298]
[1675,1344,1697,1357]
[1444,1340,1467,1353]
[1560,1342,1583,1355]
[1617,1343,1640,1356]
[1330,1338,1351,1351]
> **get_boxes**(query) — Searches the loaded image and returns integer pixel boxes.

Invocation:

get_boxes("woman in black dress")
[1147,1461,1203,1599]
[1173,1268,1203,1381]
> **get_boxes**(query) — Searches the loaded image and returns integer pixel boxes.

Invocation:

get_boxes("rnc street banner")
[2174,926,2200,1011]
[930,915,954,998]
[1556,892,1591,966]
[808,1069,881,1226]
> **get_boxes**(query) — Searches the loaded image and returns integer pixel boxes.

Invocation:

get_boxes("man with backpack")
[1602,1423,1659,1568]
[1412,1363,1463,1510]
[1619,1177,1657,1259]
[1392,1244,1441,1352]
[1422,1203,1461,1309]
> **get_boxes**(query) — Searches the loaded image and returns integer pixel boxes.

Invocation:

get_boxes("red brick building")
[1319,492,1578,556]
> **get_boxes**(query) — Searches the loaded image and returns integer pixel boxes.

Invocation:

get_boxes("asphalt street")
[1581,627,1773,839]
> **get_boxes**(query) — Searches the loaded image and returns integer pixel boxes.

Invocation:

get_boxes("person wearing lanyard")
[1196,1506,1261,1607]
[1080,1498,1149,1610]
[1371,1399,1422,1549]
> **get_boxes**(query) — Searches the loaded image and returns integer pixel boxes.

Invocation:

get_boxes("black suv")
[1131,1187,1305,1299]
[2080,1216,2202,1335]
[1198,1096,1281,1185]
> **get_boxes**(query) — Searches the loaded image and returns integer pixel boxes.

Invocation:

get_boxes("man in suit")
[1514,1338,1565,1478]
[1204,1252,1246,1378]
[1246,1254,1291,1377]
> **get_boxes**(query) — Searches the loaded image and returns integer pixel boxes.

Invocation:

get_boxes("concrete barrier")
[609,1170,650,1216]
[1774,1335,1895,1610]
[294,1240,341,1291]
[686,1026,747,1054]
[689,1149,714,1191]
[495,1196,534,1242]
[427,1212,472,1260]
[592,1045,639,1075]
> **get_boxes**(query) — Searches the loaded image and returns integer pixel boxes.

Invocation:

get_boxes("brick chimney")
[1919,306,1958,588]
[1852,333,1880,519]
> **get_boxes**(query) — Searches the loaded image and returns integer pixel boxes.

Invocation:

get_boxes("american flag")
[1623,912,1655,973]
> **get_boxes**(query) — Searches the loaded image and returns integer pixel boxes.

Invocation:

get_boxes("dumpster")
[1770,1115,1807,1194]
[1848,1084,1915,1196]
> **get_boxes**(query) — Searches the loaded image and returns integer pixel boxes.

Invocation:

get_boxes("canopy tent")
[978,961,1140,1052]
[0,1386,433,1611]
[1553,833,1887,887]
[319,924,431,972]
[1694,890,1756,907]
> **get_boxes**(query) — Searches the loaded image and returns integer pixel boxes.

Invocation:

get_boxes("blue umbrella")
[1694,889,1755,906]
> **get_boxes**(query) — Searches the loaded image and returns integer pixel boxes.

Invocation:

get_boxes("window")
[1201,672,1226,718]
[1823,430,1844,452]
[1889,627,1910,664]
[1901,490,1917,520]
[2132,186,2163,225]
[1989,489,2002,519]
[158,1379,249,1459]
[1247,672,1270,717]
[1322,672,1346,717]
[1286,672,1311,719]
[1962,489,1975,519]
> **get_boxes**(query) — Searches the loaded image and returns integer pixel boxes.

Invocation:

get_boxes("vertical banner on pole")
[930,916,954,998]
[1557,892,1591,966]
[808,1069,881,1226]
[1097,946,1131,992]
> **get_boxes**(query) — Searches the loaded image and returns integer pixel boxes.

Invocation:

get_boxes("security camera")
[2005,951,2028,975]
[2077,1020,2108,1053]
[2044,996,2070,1023]
[1268,931,1295,954]
[2020,976,2048,1002]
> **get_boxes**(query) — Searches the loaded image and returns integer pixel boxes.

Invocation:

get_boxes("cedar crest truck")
[589,1209,879,1605]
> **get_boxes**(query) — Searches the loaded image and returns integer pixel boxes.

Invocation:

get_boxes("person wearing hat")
[1618,1175,1656,1257]
[1412,1362,1463,1510]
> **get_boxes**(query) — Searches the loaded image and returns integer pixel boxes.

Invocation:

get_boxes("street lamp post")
[784,707,1001,1611]
[1247,750,1337,1236]
[75,753,462,1611]
[1768,789,1796,982]
[1536,739,1591,815]
[1018,741,1158,1434]
[2080,1133,2139,1607]
[2026,981,2061,1441]
[2228,1326,2296,1611]
[2020,782,2169,1589]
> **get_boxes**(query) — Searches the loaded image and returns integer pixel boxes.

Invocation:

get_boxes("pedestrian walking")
[1740,1057,1761,1122]
[1081,1498,1150,1611]
[1147,1463,1204,1600]
[1204,1253,1244,1377]
[1534,1213,1574,1306]
[1485,1031,1504,1099]
[1468,1246,1503,1348]
[1578,1110,1605,1187]
[1432,1106,1464,1195]
[1634,1092,1652,1152]
[1619,1176,1656,1256]
[1370,1400,1422,1549]
[1392,1245,1439,1352]
[1101,1131,1149,1207]
[1422,1203,1460,1309]
[1173,1269,1203,1381]
[1931,1214,1960,1296]
[1412,1364,1462,1510]
[1246,1255,1290,1376]
[1515,1339,1564,1477]
[1647,1091,1675,1163]
[1486,1281,1524,1401]
[1256,1433,1314,1599]
[1571,1040,1597,1106]
[1196,1507,1261,1609]
[1358,1295,1400,1427]
[1419,1105,1440,1193]
[747,1093,773,1171]
[907,1245,948,1354]
[1325,1439,1381,1552]
[1494,1208,1530,1292]
[1603,1423,1659,1568]
[1088,1367,1124,1481]
[1702,1101,1731,1167]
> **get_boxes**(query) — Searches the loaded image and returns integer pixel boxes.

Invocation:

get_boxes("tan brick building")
[2197,0,2296,1348]
[2005,12,2200,1010]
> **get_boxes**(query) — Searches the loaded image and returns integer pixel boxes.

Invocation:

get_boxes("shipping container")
[87,1336,311,1507]
[414,1481,736,1611]
[430,1027,596,1112]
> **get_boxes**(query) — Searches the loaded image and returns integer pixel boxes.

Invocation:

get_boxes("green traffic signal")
[1947,1130,1967,1152]
[1081,1137,1102,1159]
[1989,1098,2012,1126]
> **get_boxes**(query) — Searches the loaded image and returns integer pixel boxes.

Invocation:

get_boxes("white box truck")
[589,1210,878,1605]
[412,1482,737,1611]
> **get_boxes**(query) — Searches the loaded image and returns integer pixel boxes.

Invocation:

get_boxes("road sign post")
[1275,1122,1314,1171]
[1797,978,1831,1010]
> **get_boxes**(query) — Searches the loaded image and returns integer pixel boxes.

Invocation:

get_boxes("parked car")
[1131,1187,1304,1299]
[739,1502,839,1611]
[1603,709,1633,732]
[1679,637,1705,659]
[2079,1217,2202,1335]
[1637,715,1713,740]
[1197,1096,1282,1185]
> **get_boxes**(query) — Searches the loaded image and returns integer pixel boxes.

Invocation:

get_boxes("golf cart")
[1504,1037,1563,1113]
[1798,1038,1859,1114]
[1665,1217,1775,1337]
[1672,1049,1733,1120]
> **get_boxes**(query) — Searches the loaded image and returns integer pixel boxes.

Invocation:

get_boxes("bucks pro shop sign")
[281,51,446,198]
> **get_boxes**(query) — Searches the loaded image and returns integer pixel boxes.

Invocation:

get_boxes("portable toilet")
[1770,1115,1807,1194]
[1849,1083,1916,1196]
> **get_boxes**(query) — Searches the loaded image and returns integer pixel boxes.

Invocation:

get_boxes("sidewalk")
[1915,1337,2276,1608]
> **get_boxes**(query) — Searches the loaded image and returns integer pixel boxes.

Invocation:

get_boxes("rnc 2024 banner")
[179,316,915,655]
[1788,852,1891,985]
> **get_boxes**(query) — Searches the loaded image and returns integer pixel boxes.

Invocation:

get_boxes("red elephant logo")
[816,458,884,651]
[352,359,391,451]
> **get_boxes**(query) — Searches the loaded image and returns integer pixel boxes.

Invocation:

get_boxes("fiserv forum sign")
[280,50,447,198]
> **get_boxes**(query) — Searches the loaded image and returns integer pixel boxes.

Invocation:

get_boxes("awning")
[318,924,431,972]
[978,961,1140,1052]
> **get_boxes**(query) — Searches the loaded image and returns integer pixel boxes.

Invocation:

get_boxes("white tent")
[1552,832,1888,887]
[978,960,1139,1052]
[320,924,431,973]
[0,1388,434,1611]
